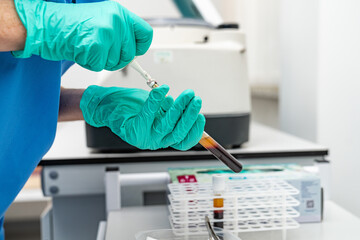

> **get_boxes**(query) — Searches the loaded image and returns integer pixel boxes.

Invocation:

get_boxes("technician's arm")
[0,0,26,51]
[58,87,85,122]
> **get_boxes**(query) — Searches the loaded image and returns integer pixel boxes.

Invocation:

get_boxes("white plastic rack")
[167,179,300,237]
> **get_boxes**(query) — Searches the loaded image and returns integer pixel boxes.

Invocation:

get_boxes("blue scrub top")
[0,0,103,238]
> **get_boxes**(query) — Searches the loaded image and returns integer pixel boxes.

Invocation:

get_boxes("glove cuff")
[12,0,44,58]
[80,85,123,127]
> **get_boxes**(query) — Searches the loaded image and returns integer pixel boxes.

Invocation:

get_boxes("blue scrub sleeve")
[0,1,104,236]
[0,217,4,240]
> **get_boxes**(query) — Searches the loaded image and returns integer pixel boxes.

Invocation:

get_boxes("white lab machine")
[85,18,251,151]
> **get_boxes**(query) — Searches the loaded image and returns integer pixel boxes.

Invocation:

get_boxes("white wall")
[212,0,281,128]
[214,0,281,86]
[279,0,319,141]
[279,0,360,217]
[317,0,360,217]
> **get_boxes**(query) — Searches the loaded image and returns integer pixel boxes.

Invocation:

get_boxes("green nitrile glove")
[80,85,206,151]
[13,0,153,71]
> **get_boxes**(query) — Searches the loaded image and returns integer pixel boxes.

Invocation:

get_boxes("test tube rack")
[167,179,300,237]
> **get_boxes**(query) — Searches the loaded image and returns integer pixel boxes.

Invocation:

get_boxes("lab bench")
[40,121,329,240]
[104,201,360,240]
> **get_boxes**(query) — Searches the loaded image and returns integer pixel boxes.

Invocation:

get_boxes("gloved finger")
[105,44,122,71]
[105,32,121,70]
[162,96,202,146]
[161,95,174,113]
[139,85,170,126]
[154,95,174,127]
[130,13,153,56]
[171,114,206,151]
[78,41,109,72]
[115,32,137,70]
[154,89,195,135]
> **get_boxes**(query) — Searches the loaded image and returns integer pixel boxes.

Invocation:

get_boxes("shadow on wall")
[251,84,279,129]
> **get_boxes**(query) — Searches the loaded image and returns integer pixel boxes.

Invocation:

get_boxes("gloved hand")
[80,85,206,150]
[13,0,152,71]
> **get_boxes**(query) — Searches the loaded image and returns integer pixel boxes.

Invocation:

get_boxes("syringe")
[129,60,243,173]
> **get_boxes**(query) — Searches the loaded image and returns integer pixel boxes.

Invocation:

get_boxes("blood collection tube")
[213,174,226,228]
[199,132,242,173]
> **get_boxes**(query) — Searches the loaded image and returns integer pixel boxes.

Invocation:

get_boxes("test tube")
[129,61,243,173]
[213,174,226,228]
